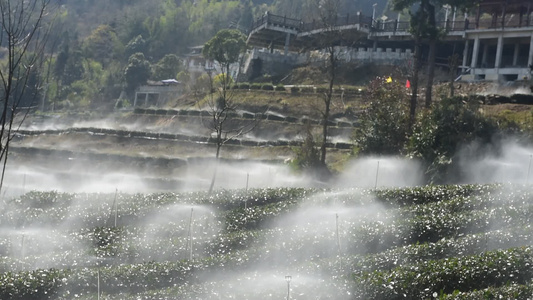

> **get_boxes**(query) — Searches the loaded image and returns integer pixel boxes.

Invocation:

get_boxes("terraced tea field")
[1,184,533,299]
[6,106,356,196]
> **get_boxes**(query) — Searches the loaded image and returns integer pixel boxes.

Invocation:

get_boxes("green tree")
[391,0,477,114]
[354,77,410,155]
[408,97,498,183]
[315,0,339,169]
[125,35,148,57]
[83,25,124,67]
[237,0,254,31]
[151,54,181,81]
[124,53,151,95]
[292,123,322,173]
[201,29,249,193]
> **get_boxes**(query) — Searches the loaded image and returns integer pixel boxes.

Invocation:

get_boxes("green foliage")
[239,82,250,89]
[250,83,261,90]
[124,53,151,94]
[59,47,84,87]
[202,29,246,71]
[354,77,410,155]
[3,184,533,298]
[275,84,285,91]
[151,54,181,81]
[82,25,124,67]
[176,71,190,83]
[408,96,499,183]
[358,247,533,299]
[213,73,234,87]
[261,83,274,90]
[125,35,147,57]
[291,124,322,172]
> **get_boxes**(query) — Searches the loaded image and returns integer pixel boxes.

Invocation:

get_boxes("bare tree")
[318,0,338,167]
[0,0,56,194]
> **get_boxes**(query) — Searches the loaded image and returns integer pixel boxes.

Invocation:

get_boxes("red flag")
[406,80,411,88]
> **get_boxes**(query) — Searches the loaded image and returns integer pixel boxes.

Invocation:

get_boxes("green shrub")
[354,77,410,156]
[238,82,250,89]
[408,96,499,184]
[275,84,285,91]
[250,83,261,90]
[357,247,533,299]
[290,86,300,93]
[261,83,274,90]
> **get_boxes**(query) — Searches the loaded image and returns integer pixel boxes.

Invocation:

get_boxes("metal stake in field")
[97,269,100,300]
[246,173,249,192]
[186,208,194,260]
[20,233,25,270]
[110,188,119,227]
[96,256,101,300]
[114,188,118,227]
[336,213,343,270]
[285,275,292,300]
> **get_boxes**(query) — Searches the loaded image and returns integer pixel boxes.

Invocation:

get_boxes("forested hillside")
[8,0,389,111]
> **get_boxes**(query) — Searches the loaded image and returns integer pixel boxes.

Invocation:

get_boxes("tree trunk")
[424,2,437,109]
[449,53,459,97]
[208,134,222,194]
[425,39,436,108]
[321,47,335,165]
[409,39,421,133]
[320,95,331,164]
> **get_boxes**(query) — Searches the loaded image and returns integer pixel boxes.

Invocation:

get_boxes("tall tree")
[317,0,340,168]
[392,0,429,130]
[82,25,124,68]
[392,0,477,113]
[202,29,253,193]
[124,52,151,95]
[0,0,57,195]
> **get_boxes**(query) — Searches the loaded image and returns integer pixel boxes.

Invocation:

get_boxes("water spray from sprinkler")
[374,160,380,189]
[527,155,532,184]
[22,173,26,195]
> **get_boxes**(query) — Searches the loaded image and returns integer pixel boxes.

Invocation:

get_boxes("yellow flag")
[386,76,392,83]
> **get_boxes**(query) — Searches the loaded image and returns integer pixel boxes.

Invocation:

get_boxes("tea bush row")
[356,246,533,299]
[317,224,533,278]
